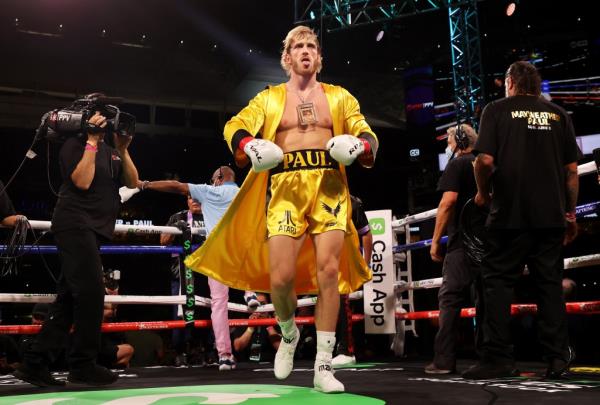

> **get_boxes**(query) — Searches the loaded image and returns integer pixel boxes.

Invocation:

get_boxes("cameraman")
[16,101,140,387]
[232,293,281,362]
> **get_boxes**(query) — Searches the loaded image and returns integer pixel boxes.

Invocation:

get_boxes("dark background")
[1,0,600,361]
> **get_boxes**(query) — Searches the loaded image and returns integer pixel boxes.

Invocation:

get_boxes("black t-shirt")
[165,210,205,279]
[475,95,579,229]
[350,195,370,238]
[51,137,123,239]
[436,153,477,251]
[0,180,16,221]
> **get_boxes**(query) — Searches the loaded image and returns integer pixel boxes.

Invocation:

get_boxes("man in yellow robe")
[185,25,378,393]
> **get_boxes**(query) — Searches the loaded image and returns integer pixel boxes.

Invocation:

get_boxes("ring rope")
[392,161,597,228]
[2,301,599,335]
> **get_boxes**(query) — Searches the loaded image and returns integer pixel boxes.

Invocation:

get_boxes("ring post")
[179,223,195,338]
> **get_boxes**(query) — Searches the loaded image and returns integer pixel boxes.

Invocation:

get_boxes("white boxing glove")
[240,137,284,172]
[326,135,369,166]
[119,186,140,203]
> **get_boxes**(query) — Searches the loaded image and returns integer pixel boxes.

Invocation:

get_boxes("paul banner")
[363,209,396,334]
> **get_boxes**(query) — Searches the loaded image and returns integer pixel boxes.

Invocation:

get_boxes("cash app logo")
[369,218,385,235]
[0,384,383,405]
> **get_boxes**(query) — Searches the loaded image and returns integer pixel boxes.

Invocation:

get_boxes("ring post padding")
[179,223,195,332]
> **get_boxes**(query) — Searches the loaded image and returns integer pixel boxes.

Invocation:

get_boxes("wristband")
[565,211,576,223]
[359,137,371,155]
[238,136,254,151]
[85,143,98,152]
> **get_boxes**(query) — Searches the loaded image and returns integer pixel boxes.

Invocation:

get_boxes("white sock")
[316,331,336,355]
[277,317,297,340]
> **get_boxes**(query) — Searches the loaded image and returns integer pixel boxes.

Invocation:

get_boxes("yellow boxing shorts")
[267,149,348,238]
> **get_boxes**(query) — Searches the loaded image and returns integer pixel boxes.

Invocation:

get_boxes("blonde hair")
[280,25,322,77]
[447,124,478,148]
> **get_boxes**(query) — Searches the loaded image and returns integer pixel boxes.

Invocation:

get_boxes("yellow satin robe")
[184,83,377,294]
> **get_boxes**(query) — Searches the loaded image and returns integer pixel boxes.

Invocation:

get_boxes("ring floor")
[1,360,600,404]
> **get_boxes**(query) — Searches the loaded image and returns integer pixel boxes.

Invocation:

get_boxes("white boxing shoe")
[332,354,356,368]
[314,353,345,393]
[274,325,299,380]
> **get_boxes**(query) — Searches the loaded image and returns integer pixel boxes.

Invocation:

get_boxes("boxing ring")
[0,161,600,404]
[1,160,599,335]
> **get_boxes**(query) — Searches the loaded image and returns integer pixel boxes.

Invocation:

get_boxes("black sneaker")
[462,362,519,380]
[68,364,118,386]
[545,346,575,379]
[14,363,66,387]
[424,362,456,375]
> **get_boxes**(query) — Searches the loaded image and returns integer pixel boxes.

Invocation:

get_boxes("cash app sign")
[369,218,385,235]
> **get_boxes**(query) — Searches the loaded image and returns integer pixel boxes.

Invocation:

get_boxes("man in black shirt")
[231,293,281,362]
[16,105,140,387]
[463,61,579,379]
[425,124,479,374]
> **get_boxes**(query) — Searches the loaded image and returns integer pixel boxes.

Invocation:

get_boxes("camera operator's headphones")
[455,124,469,151]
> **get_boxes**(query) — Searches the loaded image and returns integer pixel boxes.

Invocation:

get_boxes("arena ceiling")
[0,0,598,129]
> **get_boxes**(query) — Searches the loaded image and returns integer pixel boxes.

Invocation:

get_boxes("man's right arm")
[430,191,457,262]
[564,161,579,245]
[224,89,268,168]
[138,180,189,195]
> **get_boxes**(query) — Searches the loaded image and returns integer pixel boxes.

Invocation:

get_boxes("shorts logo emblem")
[278,210,297,234]
[321,201,341,217]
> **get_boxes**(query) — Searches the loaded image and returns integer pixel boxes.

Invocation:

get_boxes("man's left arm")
[474,154,494,207]
[472,104,497,207]
[1,214,27,228]
[114,133,140,189]
[342,88,378,168]
[353,198,373,262]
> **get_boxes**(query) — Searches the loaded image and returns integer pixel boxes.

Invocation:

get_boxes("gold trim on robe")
[184,83,377,294]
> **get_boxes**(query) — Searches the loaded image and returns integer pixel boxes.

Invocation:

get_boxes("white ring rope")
[21,220,206,236]
[1,251,596,310]
[392,160,598,229]
[0,291,364,313]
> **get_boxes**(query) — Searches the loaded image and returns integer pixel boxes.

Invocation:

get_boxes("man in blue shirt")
[138,166,238,370]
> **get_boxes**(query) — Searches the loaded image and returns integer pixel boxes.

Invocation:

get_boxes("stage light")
[376,30,384,42]
[506,2,517,17]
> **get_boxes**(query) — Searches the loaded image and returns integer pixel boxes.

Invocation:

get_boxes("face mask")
[445,146,455,161]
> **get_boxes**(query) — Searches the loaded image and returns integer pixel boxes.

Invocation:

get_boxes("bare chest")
[278,90,333,133]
